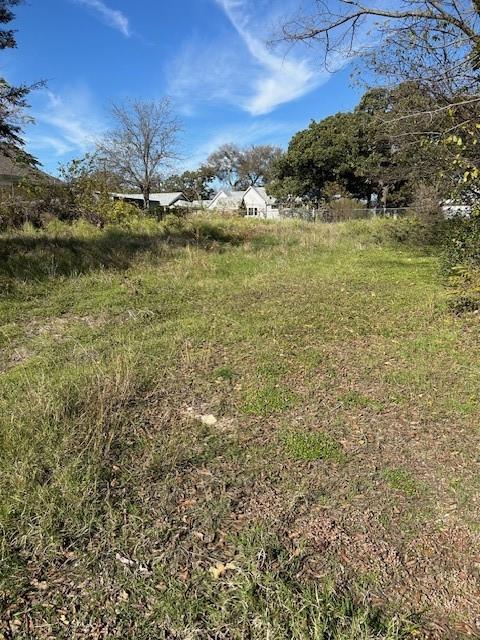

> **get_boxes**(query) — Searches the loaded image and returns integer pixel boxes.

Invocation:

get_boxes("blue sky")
[6,0,363,175]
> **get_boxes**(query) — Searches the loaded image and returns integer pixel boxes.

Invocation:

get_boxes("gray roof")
[208,190,246,208]
[0,152,59,186]
[179,199,212,208]
[111,192,189,206]
[224,190,246,202]
[150,192,189,206]
[248,185,276,205]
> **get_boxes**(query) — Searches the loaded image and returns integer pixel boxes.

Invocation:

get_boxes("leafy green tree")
[237,145,283,187]
[280,1,480,200]
[204,143,283,189]
[0,0,40,165]
[269,111,368,204]
[161,167,215,201]
[269,84,449,207]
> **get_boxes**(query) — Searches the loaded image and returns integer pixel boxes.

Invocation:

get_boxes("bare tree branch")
[97,98,181,208]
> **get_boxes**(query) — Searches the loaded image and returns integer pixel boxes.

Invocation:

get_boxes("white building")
[243,186,279,219]
[207,190,245,211]
[208,186,280,219]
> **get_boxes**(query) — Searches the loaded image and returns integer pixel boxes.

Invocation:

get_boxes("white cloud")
[168,0,349,117]
[215,0,320,115]
[73,0,130,37]
[26,134,75,157]
[168,39,249,116]
[41,89,105,150]
[26,86,106,164]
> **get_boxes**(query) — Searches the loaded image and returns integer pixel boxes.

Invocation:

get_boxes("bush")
[100,200,142,226]
[343,215,430,246]
[447,266,480,313]
[441,211,480,274]
[441,207,480,313]
[325,196,366,222]
[409,183,446,243]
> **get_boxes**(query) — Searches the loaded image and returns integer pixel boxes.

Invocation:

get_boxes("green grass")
[382,468,420,497]
[213,365,237,381]
[242,383,298,415]
[0,215,479,638]
[283,430,344,462]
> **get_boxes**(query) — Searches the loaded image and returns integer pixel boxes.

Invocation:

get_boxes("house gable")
[208,190,245,210]
[243,186,279,219]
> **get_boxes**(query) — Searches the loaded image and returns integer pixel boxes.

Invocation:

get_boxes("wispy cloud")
[26,134,75,158]
[168,39,249,116]
[73,0,130,37]
[215,0,319,115]
[26,86,106,169]
[168,0,348,117]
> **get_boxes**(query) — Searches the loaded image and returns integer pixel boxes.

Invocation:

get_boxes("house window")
[247,207,258,216]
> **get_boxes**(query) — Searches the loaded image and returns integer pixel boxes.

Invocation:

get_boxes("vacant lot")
[1,217,479,639]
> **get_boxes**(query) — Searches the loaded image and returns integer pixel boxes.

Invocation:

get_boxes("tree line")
[1,0,480,217]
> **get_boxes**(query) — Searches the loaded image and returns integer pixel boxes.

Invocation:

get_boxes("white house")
[207,190,245,211]
[243,186,279,219]
[208,186,280,219]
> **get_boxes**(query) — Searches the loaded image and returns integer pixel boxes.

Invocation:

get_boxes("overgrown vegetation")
[1,216,479,638]
[441,207,480,312]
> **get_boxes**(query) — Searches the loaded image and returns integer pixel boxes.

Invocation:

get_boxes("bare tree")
[98,98,181,208]
[281,1,480,109]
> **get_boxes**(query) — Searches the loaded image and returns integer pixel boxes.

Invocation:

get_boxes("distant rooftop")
[222,190,246,202]
[110,192,189,207]
[249,185,276,205]
[0,151,59,186]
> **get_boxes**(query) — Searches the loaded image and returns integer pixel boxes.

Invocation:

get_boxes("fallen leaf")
[115,553,135,566]
[200,414,217,426]
[208,561,236,579]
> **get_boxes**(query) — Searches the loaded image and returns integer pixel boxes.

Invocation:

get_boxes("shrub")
[441,210,480,274]
[410,183,443,227]
[406,184,446,244]
[343,216,430,246]
[100,199,142,226]
[325,196,366,222]
[446,264,480,313]
[161,213,191,237]
[440,208,480,313]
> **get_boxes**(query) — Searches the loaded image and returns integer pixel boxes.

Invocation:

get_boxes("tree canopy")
[161,167,215,201]
[268,84,452,207]
[204,143,282,190]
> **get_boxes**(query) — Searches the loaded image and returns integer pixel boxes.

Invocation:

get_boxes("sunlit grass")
[0,215,478,637]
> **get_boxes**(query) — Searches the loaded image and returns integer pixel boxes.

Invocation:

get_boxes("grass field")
[1,216,479,639]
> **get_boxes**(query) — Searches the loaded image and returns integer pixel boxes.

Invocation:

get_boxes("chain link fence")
[279,206,412,222]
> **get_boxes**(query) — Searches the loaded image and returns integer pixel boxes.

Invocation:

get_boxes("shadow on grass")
[0,225,245,285]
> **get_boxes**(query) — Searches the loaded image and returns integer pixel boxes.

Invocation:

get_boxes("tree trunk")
[143,188,150,210]
[381,183,389,212]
